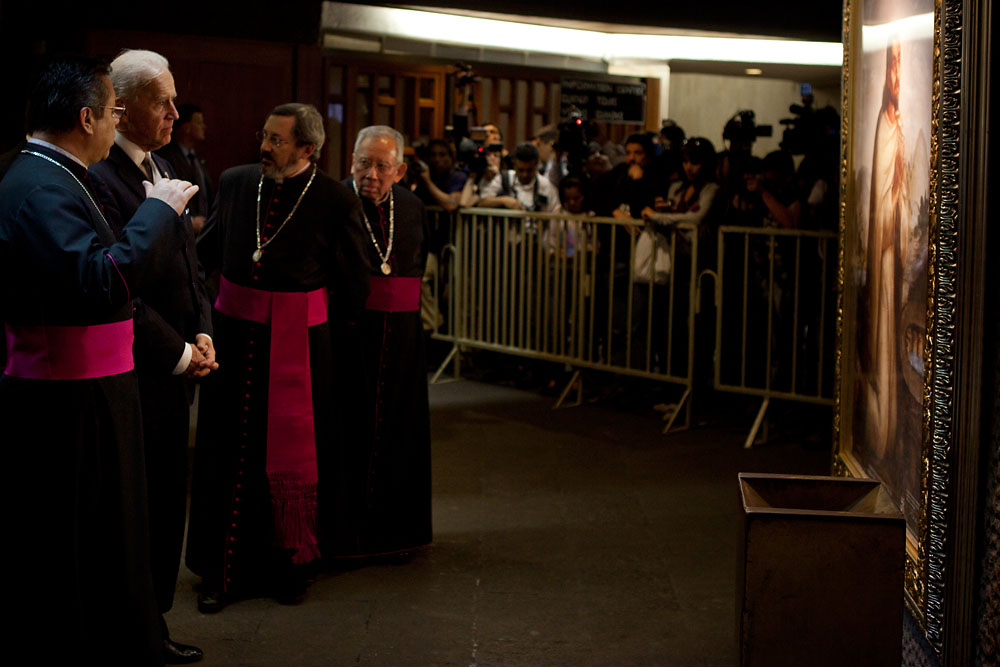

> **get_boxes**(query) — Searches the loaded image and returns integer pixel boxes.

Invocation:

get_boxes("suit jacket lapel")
[108,143,148,201]
[152,152,176,180]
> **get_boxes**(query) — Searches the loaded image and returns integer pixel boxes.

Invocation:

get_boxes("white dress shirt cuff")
[172,343,193,375]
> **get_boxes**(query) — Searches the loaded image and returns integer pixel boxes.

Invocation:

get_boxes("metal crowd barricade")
[429,207,703,433]
[712,225,839,447]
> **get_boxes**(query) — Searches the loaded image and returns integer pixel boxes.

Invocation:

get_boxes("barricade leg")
[661,386,692,434]
[431,344,461,384]
[553,369,583,409]
[744,397,770,448]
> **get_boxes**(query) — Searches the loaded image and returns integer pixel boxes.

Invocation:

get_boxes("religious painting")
[836,0,935,646]
[845,0,932,543]
[837,0,987,661]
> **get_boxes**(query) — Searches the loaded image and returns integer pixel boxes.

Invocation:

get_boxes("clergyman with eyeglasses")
[0,54,199,664]
[187,102,371,613]
[324,125,432,563]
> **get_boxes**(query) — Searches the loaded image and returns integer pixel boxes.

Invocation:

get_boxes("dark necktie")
[141,155,155,181]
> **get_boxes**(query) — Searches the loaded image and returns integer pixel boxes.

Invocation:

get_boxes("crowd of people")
[404,100,839,390]
[405,104,840,236]
[0,51,431,665]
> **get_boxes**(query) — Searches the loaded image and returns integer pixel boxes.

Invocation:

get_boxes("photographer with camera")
[533,125,563,189]
[731,149,801,229]
[717,110,771,220]
[411,138,467,213]
[475,142,560,213]
[632,137,721,377]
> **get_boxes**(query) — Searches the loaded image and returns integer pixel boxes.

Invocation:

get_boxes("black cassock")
[187,164,369,595]
[0,145,187,665]
[326,181,432,558]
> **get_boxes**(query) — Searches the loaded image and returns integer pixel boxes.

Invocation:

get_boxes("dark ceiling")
[0,1,843,46]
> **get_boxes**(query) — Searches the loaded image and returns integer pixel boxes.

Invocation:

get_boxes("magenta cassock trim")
[4,320,134,379]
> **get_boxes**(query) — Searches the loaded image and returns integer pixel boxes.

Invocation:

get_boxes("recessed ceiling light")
[745,68,763,75]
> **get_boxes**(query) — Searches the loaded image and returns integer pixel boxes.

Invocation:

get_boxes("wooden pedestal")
[737,473,905,667]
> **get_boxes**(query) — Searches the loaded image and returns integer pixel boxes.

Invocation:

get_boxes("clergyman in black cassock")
[327,125,433,560]
[187,103,370,609]
[0,55,199,665]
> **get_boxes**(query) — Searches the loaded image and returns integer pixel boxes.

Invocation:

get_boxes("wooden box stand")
[737,473,905,667]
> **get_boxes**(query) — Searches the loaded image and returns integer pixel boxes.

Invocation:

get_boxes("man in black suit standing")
[156,104,212,234]
[90,48,214,665]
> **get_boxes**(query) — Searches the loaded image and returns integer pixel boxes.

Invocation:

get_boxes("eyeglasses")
[95,105,126,120]
[256,130,292,148]
[353,156,397,175]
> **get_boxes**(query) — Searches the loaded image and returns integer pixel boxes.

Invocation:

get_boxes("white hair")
[354,125,405,164]
[109,49,170,101]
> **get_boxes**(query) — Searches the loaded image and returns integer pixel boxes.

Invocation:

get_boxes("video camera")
[457,126,503,174]
[723,110,772,152]
[555,107,595,176]
[779,84,839,156]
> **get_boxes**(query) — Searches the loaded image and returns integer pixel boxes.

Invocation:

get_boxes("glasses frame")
[353,156,399,176]
[95,105,126,121]
[256,130,292,149]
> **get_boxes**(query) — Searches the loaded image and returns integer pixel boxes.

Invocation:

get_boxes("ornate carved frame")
[834,0,984,662]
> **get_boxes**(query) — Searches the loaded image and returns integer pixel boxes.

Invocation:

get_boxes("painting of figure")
[850,0,932,531]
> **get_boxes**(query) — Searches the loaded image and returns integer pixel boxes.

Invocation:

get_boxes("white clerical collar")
[273,160,311,184]
[26,137,87,170]
[115,132,155,172]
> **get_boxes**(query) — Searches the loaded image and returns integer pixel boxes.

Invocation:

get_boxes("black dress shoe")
[197,589,226,614]
[163,638,203,664]
[273,576,307,606]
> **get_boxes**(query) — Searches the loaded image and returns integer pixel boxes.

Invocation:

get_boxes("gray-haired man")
[187,103,370,611]
[89,48,213,665]
[324,125,432,562]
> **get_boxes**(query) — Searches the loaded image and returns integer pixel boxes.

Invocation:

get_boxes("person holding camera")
[411,138,467,213]
[632,137,720,376]
[533,125,563,189]
[476,142,560,213]
[731,150,801,229]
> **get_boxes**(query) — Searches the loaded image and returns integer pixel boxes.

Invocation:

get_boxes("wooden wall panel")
[85,30,299,186]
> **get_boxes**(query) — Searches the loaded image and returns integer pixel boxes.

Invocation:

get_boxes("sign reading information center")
[559,78,646,124]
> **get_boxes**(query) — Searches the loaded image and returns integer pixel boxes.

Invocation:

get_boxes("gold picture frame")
[835,0,987,661]
[836,0,935,620]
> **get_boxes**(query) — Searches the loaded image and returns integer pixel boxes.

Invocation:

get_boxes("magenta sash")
[365,276,421,312]
[215,276,327,564]
[4,320,133,380]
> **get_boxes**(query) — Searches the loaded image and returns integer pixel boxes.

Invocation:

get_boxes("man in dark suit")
[89,48,214,665]
[156,104,212,233]
[1,54,198,665]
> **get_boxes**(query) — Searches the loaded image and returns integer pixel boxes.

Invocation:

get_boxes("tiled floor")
[167,379,829,666]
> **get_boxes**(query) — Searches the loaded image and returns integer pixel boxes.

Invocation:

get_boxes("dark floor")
[168,378,830,666]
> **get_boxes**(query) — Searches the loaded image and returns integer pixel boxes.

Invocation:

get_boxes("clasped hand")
[185,333,219,378]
